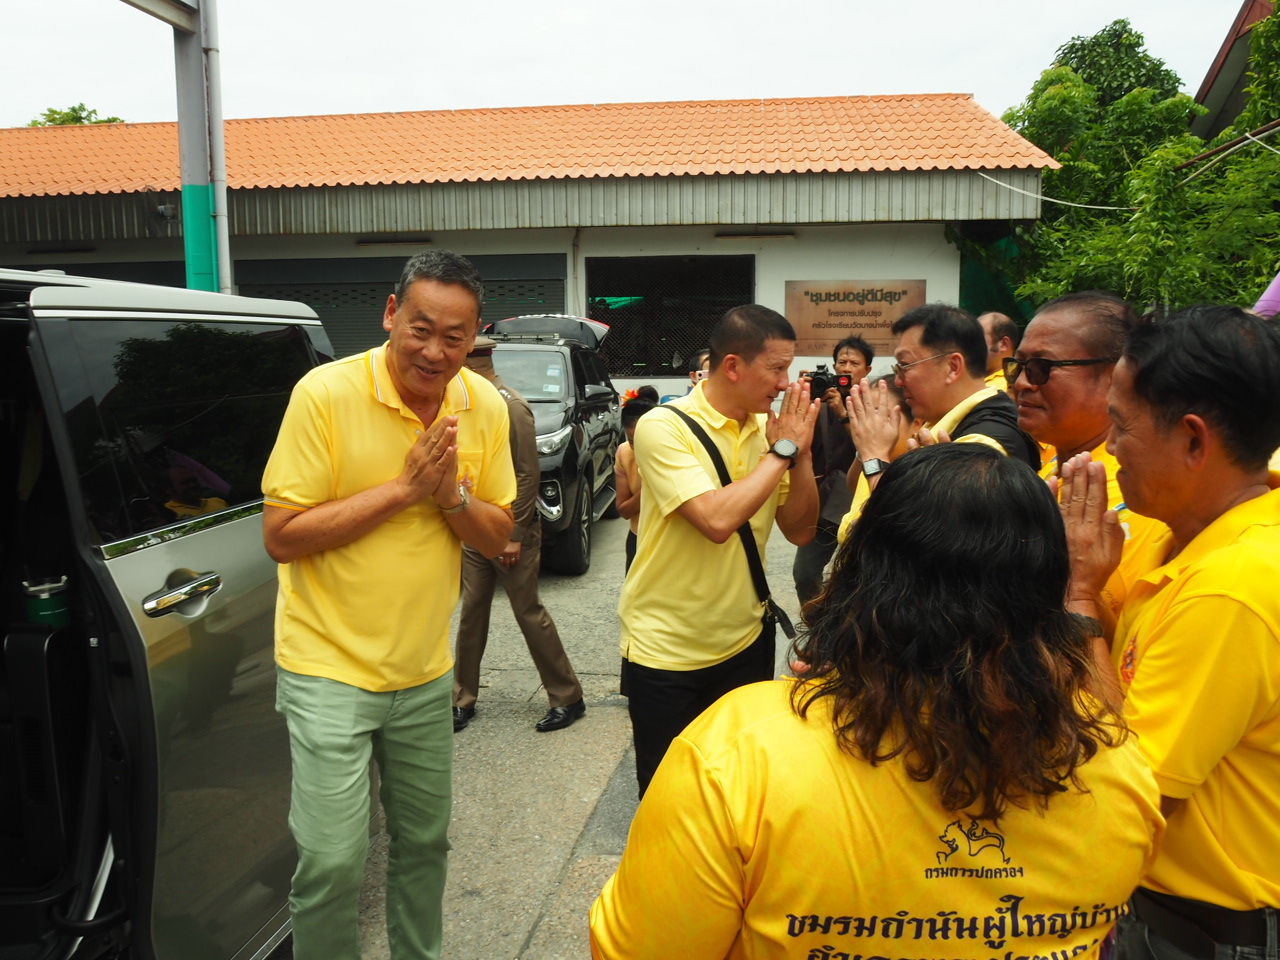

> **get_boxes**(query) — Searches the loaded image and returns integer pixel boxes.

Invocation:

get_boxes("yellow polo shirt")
[836,472,872,544]
[591,680,1162,960]
[263,345,515,692]
[985,367,1009,390]
[165,496,228,519]
[618,384,789,671]
[1039,444,1167,628]
[1113,477,1280,909]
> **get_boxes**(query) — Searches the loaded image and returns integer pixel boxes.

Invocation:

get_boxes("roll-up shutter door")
[238,282,388,359]
[480,279,566,325]
[241,279,566,358]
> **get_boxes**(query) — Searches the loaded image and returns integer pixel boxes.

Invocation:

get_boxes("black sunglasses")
[1002,355,1118,386]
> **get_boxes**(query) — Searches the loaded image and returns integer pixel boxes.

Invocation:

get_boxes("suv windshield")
[492,349,567,401]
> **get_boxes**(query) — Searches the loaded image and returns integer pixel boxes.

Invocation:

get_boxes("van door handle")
[142,570,222,617]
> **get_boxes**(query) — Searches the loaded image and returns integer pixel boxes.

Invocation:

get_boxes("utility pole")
[120,0,233,294]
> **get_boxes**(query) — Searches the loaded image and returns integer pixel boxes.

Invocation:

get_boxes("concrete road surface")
[271,511,804,960]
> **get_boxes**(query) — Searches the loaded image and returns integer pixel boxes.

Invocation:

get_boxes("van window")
[42,319,317,543]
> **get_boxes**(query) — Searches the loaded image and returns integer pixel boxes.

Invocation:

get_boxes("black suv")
[482,315,622,575]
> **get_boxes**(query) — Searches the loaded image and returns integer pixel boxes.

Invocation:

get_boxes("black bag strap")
[664,407,796,639]
[953,394,1041,469]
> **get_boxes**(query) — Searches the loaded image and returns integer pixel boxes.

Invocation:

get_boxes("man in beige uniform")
[452,337,585,733]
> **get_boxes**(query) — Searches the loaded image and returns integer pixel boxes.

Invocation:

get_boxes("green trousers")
[276,667,453,960]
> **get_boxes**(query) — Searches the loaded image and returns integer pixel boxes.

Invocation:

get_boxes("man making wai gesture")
[1058,306,1280,960]
[617,304,820,797]
[261,250,516,960]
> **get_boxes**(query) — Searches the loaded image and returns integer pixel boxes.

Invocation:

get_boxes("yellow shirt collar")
[365,343,472,419]
[1138,472,1280,587]
[930,385,1001,435]
[686,379,766,438]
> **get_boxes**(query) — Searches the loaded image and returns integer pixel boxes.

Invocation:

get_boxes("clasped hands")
[1053,452,1124,603]
[766,379,821,455]
[399,415,465,508]
[843,378,948,464]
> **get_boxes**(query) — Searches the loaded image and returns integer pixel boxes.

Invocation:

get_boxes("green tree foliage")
[1001,17,1280,313]
[1053,18,1181,107]
[1236,12,1280,133]
[27,103,123,126]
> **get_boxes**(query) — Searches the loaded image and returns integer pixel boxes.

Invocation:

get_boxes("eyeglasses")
[892,352,950,378]
[1002,356,1119,386]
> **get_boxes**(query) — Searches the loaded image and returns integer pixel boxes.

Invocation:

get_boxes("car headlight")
[536,425,572,456]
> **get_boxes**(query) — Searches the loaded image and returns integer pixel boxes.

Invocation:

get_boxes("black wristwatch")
[768,439,799,468]
[862,458,890,479]
[1069,612,1104,638]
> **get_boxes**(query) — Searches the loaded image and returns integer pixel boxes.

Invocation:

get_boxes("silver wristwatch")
[440,482,471,515]
[768,438,799,468]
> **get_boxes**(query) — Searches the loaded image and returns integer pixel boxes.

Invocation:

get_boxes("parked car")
[481,315,623,574]
[0,268,330,960]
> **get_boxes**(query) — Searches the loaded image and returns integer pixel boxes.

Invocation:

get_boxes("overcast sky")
[2,0,1238,129]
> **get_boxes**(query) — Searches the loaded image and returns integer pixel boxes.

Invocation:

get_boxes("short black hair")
[621,398,656,427]
[1124,305,1280,470]
[1036,291,1137,359]
[708,305,796,370]
[635,385,660,404]
[833,335,874,365]
[687,350,711,375]
[891,303,985,376]
[394,250,485,315]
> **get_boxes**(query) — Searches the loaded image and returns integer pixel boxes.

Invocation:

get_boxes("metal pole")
[121,1,220,292]
[202,0,233,294]
[174,24,218,291]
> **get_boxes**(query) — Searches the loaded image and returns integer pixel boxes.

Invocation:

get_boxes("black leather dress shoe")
[452,706,475,733]
[535,699,585,732]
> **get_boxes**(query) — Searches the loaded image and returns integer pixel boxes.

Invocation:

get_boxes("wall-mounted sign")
[785,280,927,357]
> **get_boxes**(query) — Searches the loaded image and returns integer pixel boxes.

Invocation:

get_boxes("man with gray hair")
[262,250,516,960]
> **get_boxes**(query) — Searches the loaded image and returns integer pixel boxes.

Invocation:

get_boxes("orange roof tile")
[0,94,1056,199]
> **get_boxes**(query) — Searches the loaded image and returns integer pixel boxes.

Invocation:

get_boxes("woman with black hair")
[591,444,1162,960]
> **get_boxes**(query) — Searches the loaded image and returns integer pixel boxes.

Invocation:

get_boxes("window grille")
[586,255,754,378]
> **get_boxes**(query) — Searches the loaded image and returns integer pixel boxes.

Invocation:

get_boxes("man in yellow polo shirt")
[619,304,819,797]
[1062,305,1280,960]
[260,251,516,960]
[888,303,1040,468]
[1008,291,1166,629]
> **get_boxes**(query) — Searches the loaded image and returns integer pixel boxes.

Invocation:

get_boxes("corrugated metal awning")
[0,169,1044,244]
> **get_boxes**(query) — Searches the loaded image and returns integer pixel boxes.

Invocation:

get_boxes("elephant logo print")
[936,819,1011,865]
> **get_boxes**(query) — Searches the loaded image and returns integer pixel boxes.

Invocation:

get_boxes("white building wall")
[574,222,956,386]
[6,220,957,388]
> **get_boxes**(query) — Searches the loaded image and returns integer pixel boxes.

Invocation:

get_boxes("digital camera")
[802,364,853,396]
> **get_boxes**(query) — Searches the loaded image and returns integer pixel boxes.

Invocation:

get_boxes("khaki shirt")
[492,374,540,544]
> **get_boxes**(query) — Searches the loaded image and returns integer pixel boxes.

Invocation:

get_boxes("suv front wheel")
[544,472,592,575]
